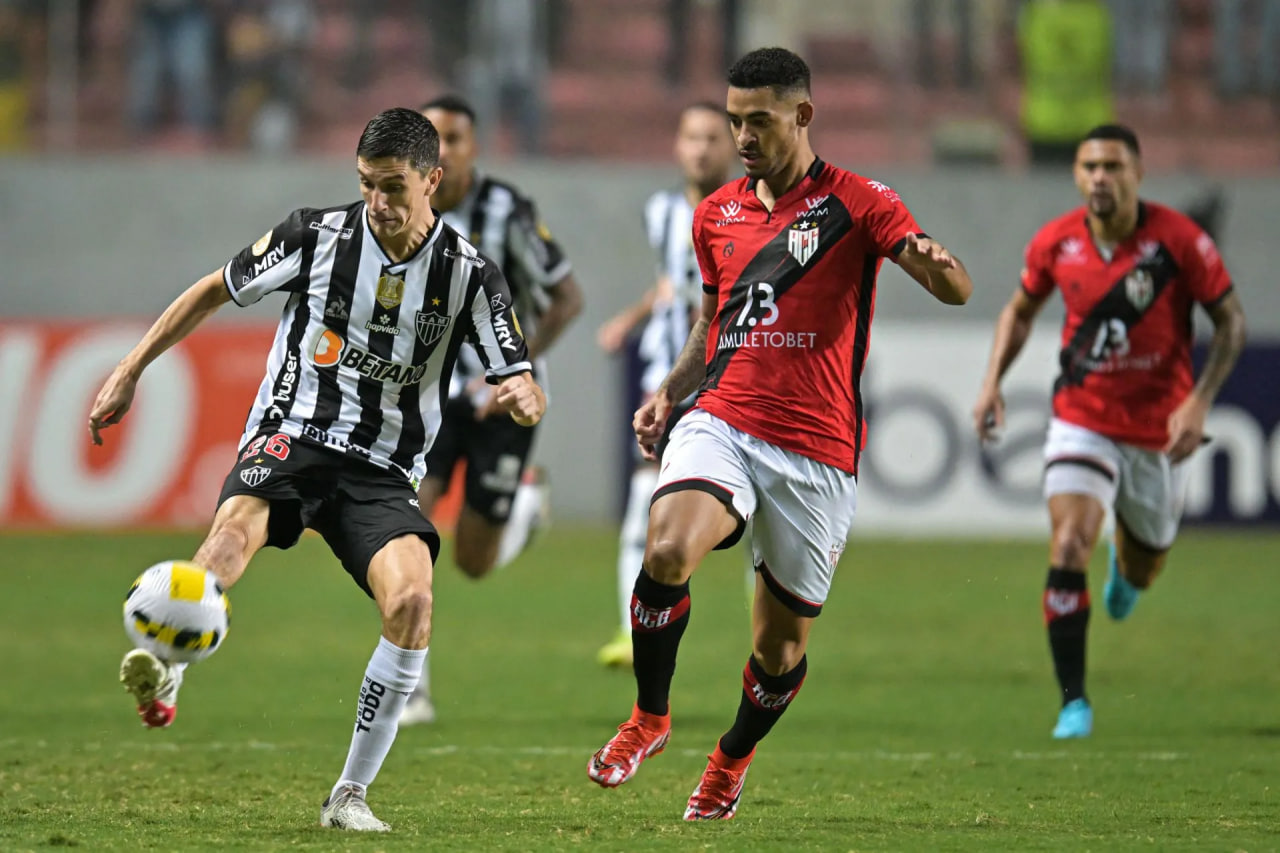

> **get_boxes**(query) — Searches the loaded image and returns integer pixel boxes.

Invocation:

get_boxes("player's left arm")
[1167,288,1246,462]
[862,180,972,305]
[895,233,973,305]
[506,198,582,359]
[466,258,545,426]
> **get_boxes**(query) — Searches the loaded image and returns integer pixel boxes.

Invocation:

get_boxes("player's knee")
[454,550,496,579]
[452,533,498,579]
[752,643,804,676]
[380,585,433,647]
[1050,524,1096,569]
[1120,553,1163,589]
[643,537,694,584]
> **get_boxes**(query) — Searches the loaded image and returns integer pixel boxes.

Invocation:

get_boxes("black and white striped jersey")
[439,171,571,402]
[222,201,532,484]
[637,188,699,395]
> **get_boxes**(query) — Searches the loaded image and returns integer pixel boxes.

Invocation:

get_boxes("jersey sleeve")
[465,257,534,383]
[222,209,310,306]
[505,195,572,293]
[862,179,923,258]
[1181,225,1233,306]
[691,201,718,295]
[1019,230,1056,299]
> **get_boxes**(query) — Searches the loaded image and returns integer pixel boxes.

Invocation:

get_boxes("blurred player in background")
[587,48,972,819]
[88,108,544,830]
[973,124,1246,739]
[399,94,583,726]
[595,101,739,668]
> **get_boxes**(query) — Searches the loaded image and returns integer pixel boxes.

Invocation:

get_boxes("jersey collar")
[362,203,445,269]
[745,156,827,208]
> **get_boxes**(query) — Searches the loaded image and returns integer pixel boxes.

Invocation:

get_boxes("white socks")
[617,467,658,632]
[496,480,546,569]
[331,636,426,800]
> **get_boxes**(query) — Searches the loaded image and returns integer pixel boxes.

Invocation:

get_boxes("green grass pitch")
[1,528,1277,851]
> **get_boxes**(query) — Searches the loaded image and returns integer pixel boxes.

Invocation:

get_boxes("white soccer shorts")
[652,408,857,615]
[1043,417,1191,550]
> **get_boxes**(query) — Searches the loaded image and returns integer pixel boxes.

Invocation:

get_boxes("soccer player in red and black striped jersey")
[973,124,1246,740]
[586,47,973,820]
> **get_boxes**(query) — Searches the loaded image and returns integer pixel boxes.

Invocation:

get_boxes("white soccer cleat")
[398,690,437,727]
[120,648,182,728]
[320,784,391,832]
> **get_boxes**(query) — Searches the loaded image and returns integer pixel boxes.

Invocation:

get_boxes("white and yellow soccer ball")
[123,561,230,663]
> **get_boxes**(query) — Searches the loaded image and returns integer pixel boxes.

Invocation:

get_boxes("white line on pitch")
[9,739,1185,762]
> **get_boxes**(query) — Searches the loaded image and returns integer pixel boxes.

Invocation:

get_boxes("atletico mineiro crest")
[788,221,820,266]
[1125,268,1154,310]
[415,311,449,346]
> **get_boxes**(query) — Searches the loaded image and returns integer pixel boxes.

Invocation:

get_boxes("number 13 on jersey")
[735,282,779,328]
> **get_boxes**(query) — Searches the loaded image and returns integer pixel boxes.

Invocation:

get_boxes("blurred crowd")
[0,0,1277,161]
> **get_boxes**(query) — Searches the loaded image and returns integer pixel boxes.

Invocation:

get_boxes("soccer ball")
[123,561,230,664]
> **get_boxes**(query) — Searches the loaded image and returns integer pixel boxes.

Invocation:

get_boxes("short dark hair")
[1081,124,1141,157]
[419,93,477,126]
[356,107,440,173]
[727,47,811,98]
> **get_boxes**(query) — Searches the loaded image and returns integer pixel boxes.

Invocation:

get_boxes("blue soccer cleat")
[1103,541,1140,621]
[1052,698,1093,739]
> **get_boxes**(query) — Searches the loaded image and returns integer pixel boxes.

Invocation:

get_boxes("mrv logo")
[251,243,288,277]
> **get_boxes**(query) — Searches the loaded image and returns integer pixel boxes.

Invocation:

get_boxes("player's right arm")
[973,231,1056,441]
[90,210,312,445]
[633,200,718,459]
[88,269,231,445]
[634,291,714,460]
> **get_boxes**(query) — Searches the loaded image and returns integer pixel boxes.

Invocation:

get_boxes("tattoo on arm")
[658,317,709,402]
[1193,297,1246,403]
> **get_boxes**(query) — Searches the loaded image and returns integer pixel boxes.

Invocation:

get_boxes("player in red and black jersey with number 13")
[973,124,1247,740]
[586,47,973,820]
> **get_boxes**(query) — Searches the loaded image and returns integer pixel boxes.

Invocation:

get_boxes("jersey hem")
[696,402,857,475]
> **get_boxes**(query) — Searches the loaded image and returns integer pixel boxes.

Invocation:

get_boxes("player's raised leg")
[495,466,551,569]
[1045,492,1107,739]
[588,485,741,788]
[121,493,271,729]
[1105,447,1187,620]
[323,533,434,832]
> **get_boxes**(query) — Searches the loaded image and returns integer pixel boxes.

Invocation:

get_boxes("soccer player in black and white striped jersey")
[88,108,544,832]
[595,103,738,668]
[397,95,583,726]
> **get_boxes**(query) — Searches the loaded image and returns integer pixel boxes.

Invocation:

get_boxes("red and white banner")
[0,322,276,529]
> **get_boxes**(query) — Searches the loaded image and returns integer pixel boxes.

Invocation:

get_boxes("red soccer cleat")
[587,705,670,788]
[120,649,182,729]
[684,745,754,820]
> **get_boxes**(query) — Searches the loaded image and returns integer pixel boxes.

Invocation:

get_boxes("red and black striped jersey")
[1022,201,1233,449]
[692,158,921,474]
